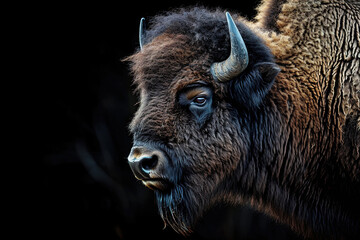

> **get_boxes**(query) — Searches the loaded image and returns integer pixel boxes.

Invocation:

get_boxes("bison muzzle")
[128,144,172,191]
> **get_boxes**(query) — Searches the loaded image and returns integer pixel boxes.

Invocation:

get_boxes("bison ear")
[229,62,280,110]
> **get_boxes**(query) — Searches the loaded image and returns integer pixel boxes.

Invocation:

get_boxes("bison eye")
[192,97,207,106]
[178,85,213,124]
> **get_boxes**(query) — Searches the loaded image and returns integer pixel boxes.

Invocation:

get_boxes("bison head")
[126,8,280,235]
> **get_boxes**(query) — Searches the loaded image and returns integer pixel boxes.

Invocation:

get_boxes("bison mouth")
[142,178,172,191]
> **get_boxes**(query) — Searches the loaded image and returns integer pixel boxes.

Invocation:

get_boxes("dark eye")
[192,97,207,106]
[178,85,213,124]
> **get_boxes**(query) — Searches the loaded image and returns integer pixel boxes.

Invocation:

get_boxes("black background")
[35,1,302,239]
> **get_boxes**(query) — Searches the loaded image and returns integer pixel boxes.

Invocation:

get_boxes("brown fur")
[126,1,360,238]
[254,0,360,236]
[256,0,360,181]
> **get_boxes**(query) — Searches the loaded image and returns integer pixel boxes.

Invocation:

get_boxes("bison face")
[126,9,279,235]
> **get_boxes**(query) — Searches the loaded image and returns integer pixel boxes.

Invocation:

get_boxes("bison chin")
[155,182,209,236]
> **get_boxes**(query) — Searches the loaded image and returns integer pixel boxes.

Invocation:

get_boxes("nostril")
[140,155,158,173]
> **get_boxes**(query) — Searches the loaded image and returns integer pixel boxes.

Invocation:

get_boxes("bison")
[125,0,360,239]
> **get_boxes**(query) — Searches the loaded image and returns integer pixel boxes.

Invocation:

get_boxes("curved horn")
[139,17,146,50]
[210,12,249,82]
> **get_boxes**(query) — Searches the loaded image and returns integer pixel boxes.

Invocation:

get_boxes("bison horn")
[210,12,249,82]
[139,17,146,50]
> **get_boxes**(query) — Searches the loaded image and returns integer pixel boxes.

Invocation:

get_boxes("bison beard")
[152,151,198,235]
[155,184,196,235]
[156,171,226,235]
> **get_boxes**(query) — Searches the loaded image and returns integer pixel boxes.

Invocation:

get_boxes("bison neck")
[227,2,360,237]
[223,88,360,238]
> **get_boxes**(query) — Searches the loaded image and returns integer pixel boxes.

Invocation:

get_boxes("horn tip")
[139,18,146,50]
[225,12,233,22]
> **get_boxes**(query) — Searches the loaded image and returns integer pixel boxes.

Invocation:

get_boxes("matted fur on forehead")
[126,33,229,101]
[127,34,199,92]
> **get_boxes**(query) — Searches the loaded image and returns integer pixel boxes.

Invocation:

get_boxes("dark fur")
[139,7,278,111]
[126,5,360,239]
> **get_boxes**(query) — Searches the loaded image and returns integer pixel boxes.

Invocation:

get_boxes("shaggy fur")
[126,1,360,239]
